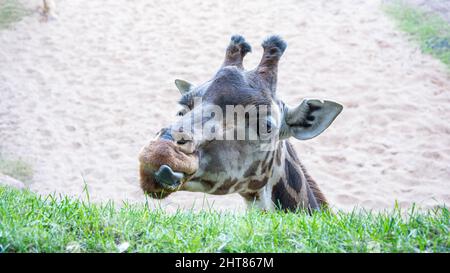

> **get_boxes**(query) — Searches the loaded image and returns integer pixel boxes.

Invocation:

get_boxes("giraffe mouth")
[153,165,185,191]
[139,163,188,199]
[138,140,199,199]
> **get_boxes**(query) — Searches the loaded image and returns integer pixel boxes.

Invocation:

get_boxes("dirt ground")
[1,0,449,212]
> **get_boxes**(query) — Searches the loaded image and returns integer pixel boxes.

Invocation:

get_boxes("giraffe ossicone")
[139,35,343,212]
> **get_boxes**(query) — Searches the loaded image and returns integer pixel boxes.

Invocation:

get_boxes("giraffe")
[139,35,343,212]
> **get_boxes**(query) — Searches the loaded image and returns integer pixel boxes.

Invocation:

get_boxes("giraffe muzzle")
[154,164,184,191]
[139,139,199,198]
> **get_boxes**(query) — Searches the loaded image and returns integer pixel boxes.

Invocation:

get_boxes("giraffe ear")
[174,79,193,95]
[282,99,343,140]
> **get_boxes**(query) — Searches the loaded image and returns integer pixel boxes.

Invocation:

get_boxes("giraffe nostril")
[173,130,193,146]
[176,139,190,145]
[176,139,195,154]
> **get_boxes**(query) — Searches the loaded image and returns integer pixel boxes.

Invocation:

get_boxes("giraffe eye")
[266,121,272,133]
[266,116,277,134]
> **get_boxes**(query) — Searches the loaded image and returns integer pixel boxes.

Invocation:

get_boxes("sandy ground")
[0,0,449,212]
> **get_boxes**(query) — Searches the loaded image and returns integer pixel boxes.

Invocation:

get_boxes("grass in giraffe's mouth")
[0,186,448,253]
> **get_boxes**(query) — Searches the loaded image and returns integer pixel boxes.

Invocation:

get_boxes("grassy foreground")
[384,2,450,69]
[0,186,448,253]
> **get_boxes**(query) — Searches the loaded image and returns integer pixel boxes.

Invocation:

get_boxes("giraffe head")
[139,35,342,199]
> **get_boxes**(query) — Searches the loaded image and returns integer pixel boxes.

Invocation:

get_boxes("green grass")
[0,0,29,29]
[0,156,33,182]
[0,186,448,253]
[384,2,450,69]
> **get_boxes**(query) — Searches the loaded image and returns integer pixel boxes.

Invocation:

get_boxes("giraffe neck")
[241,141,327,212]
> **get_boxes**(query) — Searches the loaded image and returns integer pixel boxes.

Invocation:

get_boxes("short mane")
[285,141,328,207]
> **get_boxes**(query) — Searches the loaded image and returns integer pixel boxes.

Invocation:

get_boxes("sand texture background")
[0,0,449,212]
